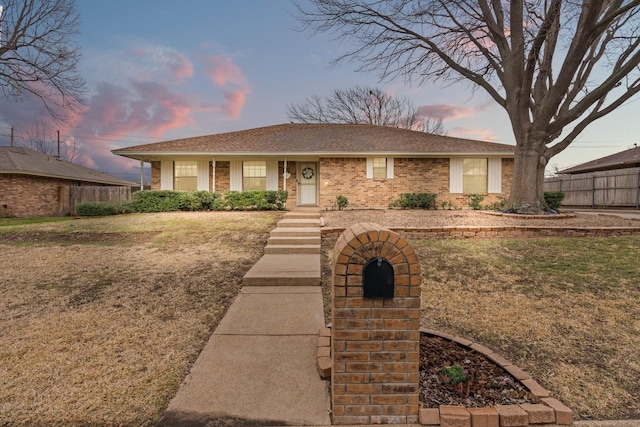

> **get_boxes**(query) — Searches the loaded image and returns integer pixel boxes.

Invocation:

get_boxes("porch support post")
[283,157,288,193]
[140,160,144,191]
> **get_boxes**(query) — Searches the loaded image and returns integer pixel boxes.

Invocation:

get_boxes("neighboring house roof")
[112,123,515,160]
[559,146,640,174]
[0,146,137,186]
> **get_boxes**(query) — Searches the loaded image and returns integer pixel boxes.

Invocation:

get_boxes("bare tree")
[21,118,86,164]
[0,0,85,121]
[287,85,446,134]
[297,1,640,213]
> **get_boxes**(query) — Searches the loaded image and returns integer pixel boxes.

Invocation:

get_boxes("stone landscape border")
[321,224,640,239]
[317,326,573,426]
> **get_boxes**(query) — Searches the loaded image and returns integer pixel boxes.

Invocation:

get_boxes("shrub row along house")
[112,123,516,209]
[1,147,137,217]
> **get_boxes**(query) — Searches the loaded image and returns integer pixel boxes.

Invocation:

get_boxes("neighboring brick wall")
[319,157,512,210]
[332,223,421,425]
[0,174,119,217]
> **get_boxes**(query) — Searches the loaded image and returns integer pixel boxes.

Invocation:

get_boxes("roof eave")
[0,170,136,186]
[113,150,515,159]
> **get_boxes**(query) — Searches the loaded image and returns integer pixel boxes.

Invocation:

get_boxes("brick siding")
[150,157,514,210]
[319,157,514,209]
[0,174,112,217]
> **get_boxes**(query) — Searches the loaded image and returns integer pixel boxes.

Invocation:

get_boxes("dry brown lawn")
[0,211,282,426]
[2,209,639,424]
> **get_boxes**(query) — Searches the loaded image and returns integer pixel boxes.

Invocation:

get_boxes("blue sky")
[1,0,638,182]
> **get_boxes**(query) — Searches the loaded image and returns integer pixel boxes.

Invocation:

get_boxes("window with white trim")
[372,157,387,179]
[174,161,198,191]
[463,158,488,194]
[243,161,267,191]
[366,157,394,179]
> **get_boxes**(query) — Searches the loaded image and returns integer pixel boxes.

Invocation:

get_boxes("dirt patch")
[420,333,538,408]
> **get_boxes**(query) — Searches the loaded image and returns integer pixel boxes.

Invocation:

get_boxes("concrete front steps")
[243,209,322,286]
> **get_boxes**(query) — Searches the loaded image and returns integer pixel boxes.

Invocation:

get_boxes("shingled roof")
[559,146,640,174]
[0,146,137,186]
[112,123,515,159]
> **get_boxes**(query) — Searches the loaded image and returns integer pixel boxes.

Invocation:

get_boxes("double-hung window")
[462,158,488,194]
[243,161,267,191]
[366,157,394,179]
[372,157,387,179]
[174,161,198,191]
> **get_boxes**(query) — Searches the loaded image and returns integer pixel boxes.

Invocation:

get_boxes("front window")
[373,157,387,179]
[463,158,488,193]
[174,161,197,191]
[243,161,266,191]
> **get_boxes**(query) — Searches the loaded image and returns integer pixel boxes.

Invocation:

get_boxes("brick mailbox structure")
[331,223,422,425]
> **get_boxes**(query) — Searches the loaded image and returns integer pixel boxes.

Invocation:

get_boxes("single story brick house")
[1,146,137,216]
[112,123,515,209]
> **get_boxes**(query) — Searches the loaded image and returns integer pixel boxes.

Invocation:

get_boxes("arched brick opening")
[331,223,422,425]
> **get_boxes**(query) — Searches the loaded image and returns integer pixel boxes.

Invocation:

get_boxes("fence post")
[592,175,596,208]
[58,186,71,216]
[636,169,640,210]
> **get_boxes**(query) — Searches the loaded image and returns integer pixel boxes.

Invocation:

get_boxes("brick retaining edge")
[317,326,573,426]
[321,225,640,239]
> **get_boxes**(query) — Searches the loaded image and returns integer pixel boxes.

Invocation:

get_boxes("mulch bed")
[420,333,539,408]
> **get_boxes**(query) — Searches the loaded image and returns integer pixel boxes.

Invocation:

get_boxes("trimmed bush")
[389,193,437,209]
[75,201,132,216]
[129,190,182,212]
[74,190,287,216]
[544,191,565,211]
[225,190,288,210]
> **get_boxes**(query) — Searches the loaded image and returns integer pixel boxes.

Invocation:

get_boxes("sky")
[1,0,639,183]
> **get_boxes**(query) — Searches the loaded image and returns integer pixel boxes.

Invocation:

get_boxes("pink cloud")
[171,54,194,79]
[125,46,194,82]
[80,81,195,139]
[221,90,248,120]
[203,54,251,119]
[450,127,498,141]
[417,104,475,120]
[205,55,246,86]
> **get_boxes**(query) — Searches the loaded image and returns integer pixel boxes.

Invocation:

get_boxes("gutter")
[112,150,516,158]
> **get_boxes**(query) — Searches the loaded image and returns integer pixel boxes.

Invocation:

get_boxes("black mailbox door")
[363,257,394,298]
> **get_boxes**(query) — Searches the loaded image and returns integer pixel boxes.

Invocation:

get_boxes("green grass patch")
[0,217,73,227]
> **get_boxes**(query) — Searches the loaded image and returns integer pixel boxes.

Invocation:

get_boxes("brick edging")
[322,225,640,239]
[316,326,573,426]
[480,211,578,219]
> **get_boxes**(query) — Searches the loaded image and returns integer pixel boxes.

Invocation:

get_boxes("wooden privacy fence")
[544,167,640,209]
[58,186,132,215]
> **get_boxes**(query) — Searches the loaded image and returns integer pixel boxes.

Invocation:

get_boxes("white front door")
[298,162,318,205]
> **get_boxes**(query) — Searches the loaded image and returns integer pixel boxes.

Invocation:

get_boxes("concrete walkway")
[158,209,331,427]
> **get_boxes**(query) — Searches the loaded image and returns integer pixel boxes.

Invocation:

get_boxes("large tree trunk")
[509,145,548,214]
